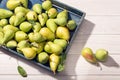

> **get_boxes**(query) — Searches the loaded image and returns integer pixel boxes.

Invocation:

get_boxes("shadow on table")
[0,19,95,80]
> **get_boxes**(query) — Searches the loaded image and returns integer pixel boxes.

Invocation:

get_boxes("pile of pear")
[0,0,76,74]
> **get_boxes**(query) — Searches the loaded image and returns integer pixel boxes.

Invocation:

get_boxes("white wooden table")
[0,0,120,80]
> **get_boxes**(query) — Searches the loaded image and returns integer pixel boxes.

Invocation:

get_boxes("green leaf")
[17,66,27,77]
[57,64,64,72]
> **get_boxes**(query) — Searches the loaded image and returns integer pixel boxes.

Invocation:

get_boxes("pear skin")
[32,4,42,14]
[6,0,21,10]
[0,31,4,45]
[42,0,52,11]
[6,40,17,49]
[3,25,19,32]
[54,17,67,26]
[9,15,16,25]
[20,0,28,8]
[14,6,29,14]
[44,42,52,54]
[46,19,57,33]
[0,9,13,19]
[56,26,70,41]
[48,8,58,18]
[81,47,97,63]
[32,22,41,33]
[57,10,68,19]
[0,19,8,27]
[39,27,55,41]
[26,11,38,21]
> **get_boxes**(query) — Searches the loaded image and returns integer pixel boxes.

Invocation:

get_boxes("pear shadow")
[101,55,119,68]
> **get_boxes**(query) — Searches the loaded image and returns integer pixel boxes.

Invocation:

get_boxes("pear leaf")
[17,66,27,77]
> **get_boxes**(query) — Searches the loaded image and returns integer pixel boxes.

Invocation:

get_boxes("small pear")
[32,4,42,14]
[49,54,60,74]
[67,20,76,30]
[9,15,16,25]
[3,25,19,32]
[56,26,70,41]
[14,12,26,26]
[15,31,28,42]
[6,0,21,10]
[0,31,4,45]
[48,41,63,55]
[6,40,17,49]
[0,9,13,19]
[32,22,41,33]
[48,8,58,18]
[20,0,28,8]
[81,47,97,63]
[46,19,57,33]
[21,47,36,60]
[54,39,68,49]
[39,27,55,41]
[37,52,49,64]
[54,17,67,26]
[42,0,52,11]
[0,19,8,27]
[38,13,48,27]
[19,21,32,33]
[2,29,15,44]
[57,10,68,19]
[26,11,37,21]
[14,6,29,14]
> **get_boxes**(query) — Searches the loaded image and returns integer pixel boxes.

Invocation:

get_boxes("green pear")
[95,49,108,62]
[39,27,55,41]
[37,52,49,64]
[32,4,42,14]
[21,47,36,60]
[31,42,45,53]
[57,9,68,19]
[47,8,58,18]
[14,12,26,26]
[46,19,57,33]
[67,20,76,30]
[44,42,52,54]
[56,26,70,41]
[6,0,21,10]
[2,29,15,44]
[15,31,28,42]
[28,32,46,43]
[20,0,28,8]
[19,21,32,33]
[0,9,13,19]
[0,31,4,45]
[0,19,8,27]
[81,47,97,63]
[9,15,16,25]
[54,39,68,49]
[26,11,37,21]
[54,17,67,26]
[3,25,19,32]
[0,27,3,32]
[48,41,63,55]
[14,6,29,14]
[6,40,17,49]
[49,54,60,74]
[32,22,41,33]
[38,13,48,26]
[42,0,52,11]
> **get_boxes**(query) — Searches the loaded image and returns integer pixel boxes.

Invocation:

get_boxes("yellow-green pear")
[49,54,60,74]
[14,12,26,26]
[6,40,17,49]
[32,22,41,33]
[19,21,32,33]
[44,42,52,54]
[9,15,16,25]
[67,20,76,30]
[0,9,13,19]
[14,6,29,14]
[57,10,68,19]
[20,0,28,8]
[42,0,52,11]
[6,0,21,10]
[0,27,2,32]
[39,27,55,41]
[81,47,97,63]
[37,52,49,64]
[3,25,19,32]
[54,17,67,26]
[46,19,57,33]
[0,19,8,27]
[26,11,37,21]
[48,8,58,18]
[15,31,28,42]
[38,13,48,27]
[32,4,42,14]
[21,47,36,60]
[0,31,4,45]
[56,26,70,41]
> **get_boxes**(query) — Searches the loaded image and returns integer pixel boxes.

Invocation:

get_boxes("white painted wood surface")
[0,0,120,79]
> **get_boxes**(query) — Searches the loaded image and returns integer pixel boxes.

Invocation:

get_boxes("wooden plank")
[58,0,120,15]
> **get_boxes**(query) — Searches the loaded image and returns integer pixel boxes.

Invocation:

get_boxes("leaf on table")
[17,66,27,77]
